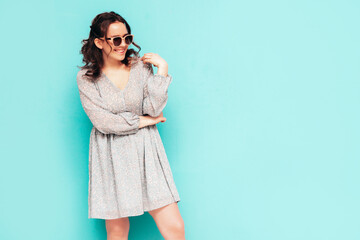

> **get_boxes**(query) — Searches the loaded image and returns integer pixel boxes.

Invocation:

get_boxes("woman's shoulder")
[130,55,152,75]
[77,69,88,80]
[76,69,100,90]
[76,69,103,82]
[76,69,93,88]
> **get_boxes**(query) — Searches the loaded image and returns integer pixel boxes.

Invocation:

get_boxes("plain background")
[0,0,359,239]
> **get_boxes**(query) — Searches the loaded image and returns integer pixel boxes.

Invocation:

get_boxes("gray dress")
[76,55,180,219]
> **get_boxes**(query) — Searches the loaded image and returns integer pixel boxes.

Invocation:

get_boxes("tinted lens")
[113,37,122,46]
[125,35,133,45]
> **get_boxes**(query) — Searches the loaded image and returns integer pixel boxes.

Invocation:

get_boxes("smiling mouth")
[114,49,126,54]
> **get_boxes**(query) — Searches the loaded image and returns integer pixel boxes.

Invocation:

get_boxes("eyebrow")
[110,33,129,37]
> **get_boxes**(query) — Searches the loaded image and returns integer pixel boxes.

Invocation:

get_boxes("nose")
[120,38,127,47]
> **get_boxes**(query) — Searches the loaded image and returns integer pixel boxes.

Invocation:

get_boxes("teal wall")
[0,0,359,239]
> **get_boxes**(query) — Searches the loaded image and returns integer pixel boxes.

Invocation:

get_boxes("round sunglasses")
[100,34,134,46]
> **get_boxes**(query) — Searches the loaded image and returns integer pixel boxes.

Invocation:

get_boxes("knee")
[176,219,185,233]
[164,219,186,239]
[106,219,130,240]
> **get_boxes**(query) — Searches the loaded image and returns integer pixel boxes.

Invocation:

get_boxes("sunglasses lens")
[113,37,122,46]
[125,35,133,45]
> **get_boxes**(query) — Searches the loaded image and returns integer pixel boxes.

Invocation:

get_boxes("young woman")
[76,11,185,240]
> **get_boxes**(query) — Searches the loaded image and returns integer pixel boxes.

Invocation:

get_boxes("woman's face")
[94,21,130,63]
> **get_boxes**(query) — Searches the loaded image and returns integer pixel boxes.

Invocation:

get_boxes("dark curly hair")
[77,11,141,82]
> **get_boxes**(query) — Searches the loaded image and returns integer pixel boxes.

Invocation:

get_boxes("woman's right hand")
[139,112,167,128]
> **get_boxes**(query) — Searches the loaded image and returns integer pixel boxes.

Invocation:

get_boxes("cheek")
[103,44,114,54]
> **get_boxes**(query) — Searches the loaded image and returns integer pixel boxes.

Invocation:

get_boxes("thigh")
[148,202,184,230]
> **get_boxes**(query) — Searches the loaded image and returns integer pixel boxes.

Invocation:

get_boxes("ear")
[94,38,103,50]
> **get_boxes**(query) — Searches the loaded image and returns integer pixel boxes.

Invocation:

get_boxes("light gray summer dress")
[76,55,180,219]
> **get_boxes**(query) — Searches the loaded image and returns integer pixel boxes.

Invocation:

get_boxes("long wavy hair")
[77,11,141,82]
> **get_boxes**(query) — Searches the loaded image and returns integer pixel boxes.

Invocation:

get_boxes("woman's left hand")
[140,53,168,68]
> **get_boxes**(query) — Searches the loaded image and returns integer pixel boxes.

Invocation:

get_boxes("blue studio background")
[0,0,359,239]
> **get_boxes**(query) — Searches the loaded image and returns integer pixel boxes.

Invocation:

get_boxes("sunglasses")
[100,34,134,46]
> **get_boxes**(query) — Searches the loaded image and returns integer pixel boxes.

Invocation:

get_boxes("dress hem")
[88,197,180,220]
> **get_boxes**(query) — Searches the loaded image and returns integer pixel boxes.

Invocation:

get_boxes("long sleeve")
[76,71,140,135]
[142,63,173,117]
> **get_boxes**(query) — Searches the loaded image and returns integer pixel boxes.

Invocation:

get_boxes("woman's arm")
[139,112,167,128]
[142,62,173,117]
[77,71,141,135]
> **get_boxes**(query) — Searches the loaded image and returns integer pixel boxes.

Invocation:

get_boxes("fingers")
[141,53,153,59]
[141,53,159,60]
[141,54,152,63]
[141,53,161,66]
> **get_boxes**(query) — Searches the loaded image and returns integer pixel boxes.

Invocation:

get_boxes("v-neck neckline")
[102,64,134,93]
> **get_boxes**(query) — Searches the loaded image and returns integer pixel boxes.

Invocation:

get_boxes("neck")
[102,57,128,72]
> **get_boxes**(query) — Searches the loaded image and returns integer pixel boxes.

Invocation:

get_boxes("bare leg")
[105,217,130,240]
[148,202,185,240]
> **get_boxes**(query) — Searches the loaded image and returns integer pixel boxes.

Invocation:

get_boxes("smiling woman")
[76,11,185,240]
[80,16,140,81]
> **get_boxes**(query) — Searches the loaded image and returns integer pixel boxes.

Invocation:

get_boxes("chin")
[114,52,127,59]
[112,54,125,60]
